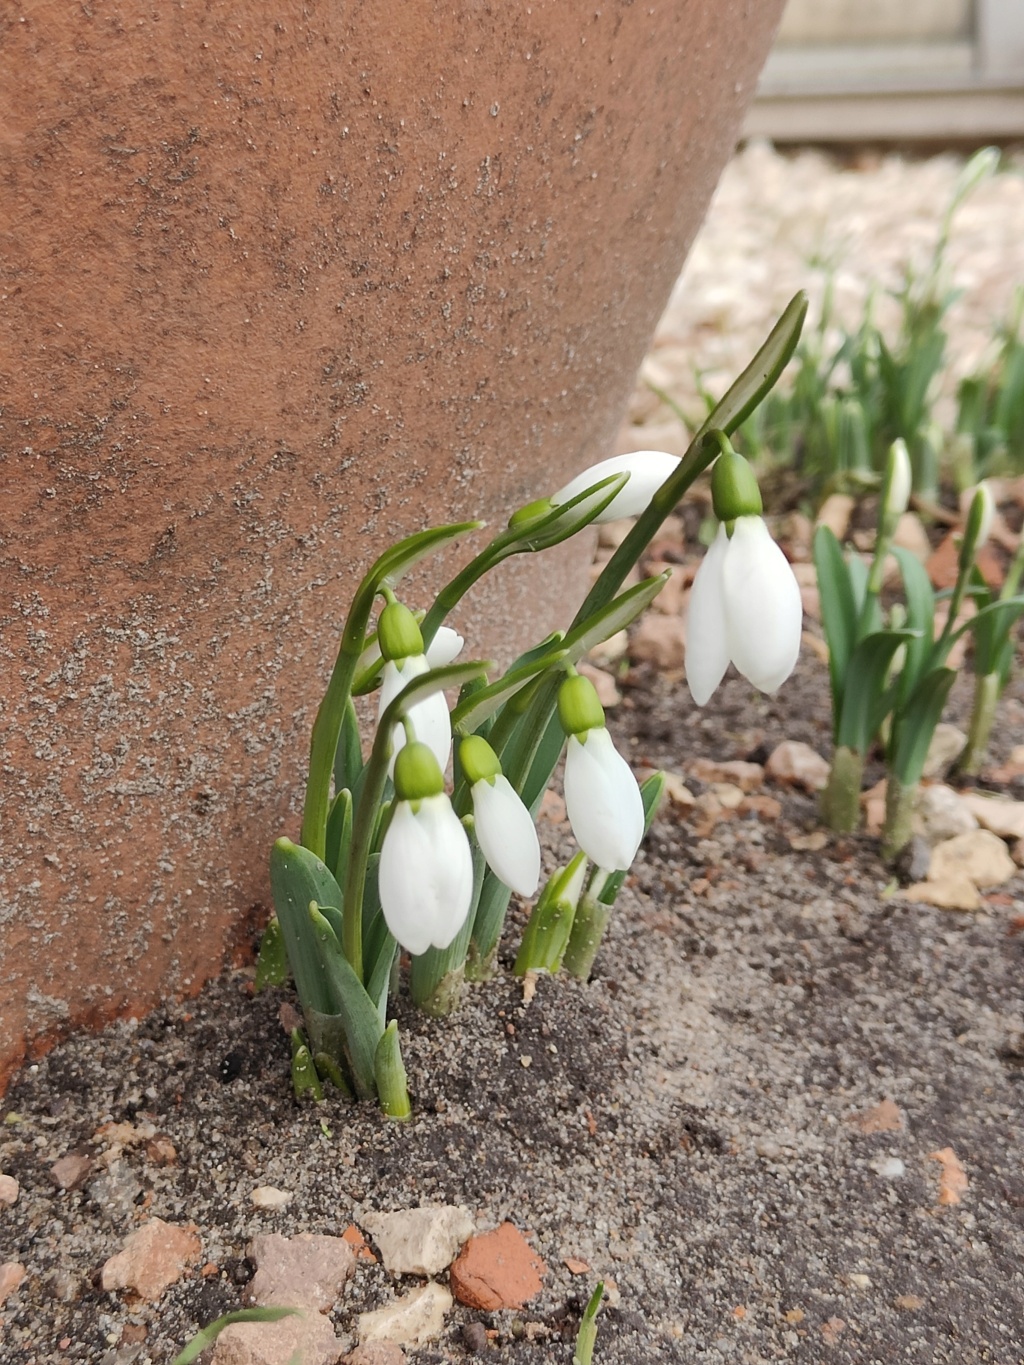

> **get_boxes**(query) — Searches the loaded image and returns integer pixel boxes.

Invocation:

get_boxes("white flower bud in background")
[552,450,681,524]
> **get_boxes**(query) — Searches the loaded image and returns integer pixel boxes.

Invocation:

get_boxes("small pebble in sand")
[251,1185,293,1211]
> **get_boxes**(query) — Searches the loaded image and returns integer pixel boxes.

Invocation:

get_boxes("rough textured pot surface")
[0,0,784,1088]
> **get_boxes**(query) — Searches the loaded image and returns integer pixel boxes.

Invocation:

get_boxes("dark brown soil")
[2,656,1024,1365]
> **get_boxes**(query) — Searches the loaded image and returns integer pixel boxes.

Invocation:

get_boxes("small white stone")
[251,1186,293,1211]
[362,1206,475,1277]
[0,1174,19,1208]
[848,1273,872,1290]
[870,1157,906,1179]
[358,1282,453,1348]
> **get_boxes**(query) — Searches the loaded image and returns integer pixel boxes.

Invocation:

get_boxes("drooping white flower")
[424,625,465,668]
[378,654,452,776]
[378,742,474,956]
[552,450,680,523]
[563,728,645,873]
[375,600,453,775]
[459,735,540,897]
[557,673,645,872]
[685,516,802,706]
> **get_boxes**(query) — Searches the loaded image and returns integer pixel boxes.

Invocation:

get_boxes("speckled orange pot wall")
[0,0,784,1089]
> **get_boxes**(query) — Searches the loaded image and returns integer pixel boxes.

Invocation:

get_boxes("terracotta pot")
[0,0,785,1089]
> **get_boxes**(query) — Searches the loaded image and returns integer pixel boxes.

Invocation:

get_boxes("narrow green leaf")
[812,525,858,721]
[269,839,345,1017]
[254,917,289,991]
[325,787,353,886]
[374,1021,412,1121]
[172,1309,301,1365]
[561,574,670,664]
[451,647,568,736]
[307,903,384,1099]
[836,630,918,752]
[892,546,936,699]
[695,292,809,439]
[891,668,957,786]
[332,699,364,795]
[573,1283,606,1365]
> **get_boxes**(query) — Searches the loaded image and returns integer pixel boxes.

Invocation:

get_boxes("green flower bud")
[393,740,445,801]
[710,444,762,523]
[459,735,502,785]
[508,496,555,529]
[959,482,996,574]
[378,601,424,663]
[558,673,605,738]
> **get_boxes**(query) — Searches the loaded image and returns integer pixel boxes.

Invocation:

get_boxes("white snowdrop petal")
[553,451,681,523]
[378,655,451,776]
[378,801,439,956]
[722,516,803,694]
[379,796,473,955]
[684,523,732,706]
[424,626,464,668]
[564,729,645,872]
[472,775,541,897]
[416,796,475,950]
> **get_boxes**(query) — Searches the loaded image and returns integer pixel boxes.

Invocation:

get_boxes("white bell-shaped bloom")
[379,794,474,955]
[470,774,541,897]
[685,517,802,706]
[563,726,645,872]
[552,450,680,523]
[424,625,464,668]
[378,654,452,776]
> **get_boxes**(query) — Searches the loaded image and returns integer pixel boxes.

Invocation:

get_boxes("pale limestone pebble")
[245,1232,356,1311]
[891,512,932,562]
[960,792,1024,842]
[577,662,621,710]
[629,612,686,670]
[250,1185,293,1211]
[764,741,829,792]
[211,1309,343,1365]
[660,772,696,809]
[688,758,765,792]
[0,1174,18,1208]
[100,1217,202,1301]
[814,493,856,543]
[914,784,979,845]
[49,1152,94,1191]
[711,782,746,810]
[342,1346,407,1365]
[587,627,629,667]
[870,1157,907,1180]
[921,724,967,780]
[0,1261,26,1307]
[905,877,982,912]
[362,1205,475,1278]
[647,563,689,616]
[357,1283,452,1349]
[928,829,1017,890]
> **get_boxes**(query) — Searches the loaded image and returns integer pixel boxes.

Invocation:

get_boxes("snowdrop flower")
[425,625,464,668]
[552,450,681,523]
[460,736,541,897]
[558,673,645,872]
[376,600,452,775]
[379,741,474,955]
[882,439,912,523]
[685,443,802,706]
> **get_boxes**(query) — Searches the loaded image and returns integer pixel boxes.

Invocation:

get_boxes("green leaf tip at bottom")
[172,1309,301,1365]
[573,1282,606,1365]
[374,1021,412,1121]
[254,916,288,990]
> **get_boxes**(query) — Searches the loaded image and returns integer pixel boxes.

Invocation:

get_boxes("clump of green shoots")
[816,444,1024,859]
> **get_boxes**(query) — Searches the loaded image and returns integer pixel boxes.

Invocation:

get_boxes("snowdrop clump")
[262,294,809,1114]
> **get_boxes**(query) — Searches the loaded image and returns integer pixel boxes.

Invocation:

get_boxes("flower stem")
[820,746,865,833]
[881,774,917,862]
[958,670,1000,777]
[561,886,612,981]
